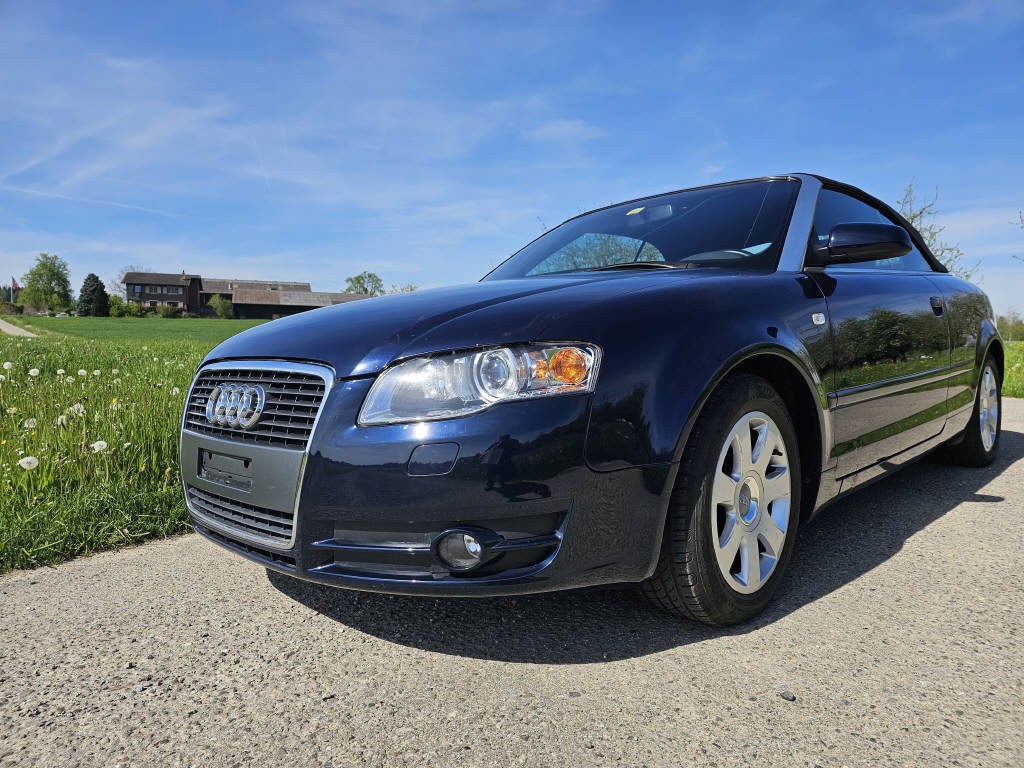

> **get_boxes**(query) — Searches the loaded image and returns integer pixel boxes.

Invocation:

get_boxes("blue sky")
[1,1,1023,311]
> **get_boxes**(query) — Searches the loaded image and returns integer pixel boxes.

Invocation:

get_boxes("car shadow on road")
[267,428,1021,664]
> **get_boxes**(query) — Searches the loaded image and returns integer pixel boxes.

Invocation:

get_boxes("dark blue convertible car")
[179,174,1003,625]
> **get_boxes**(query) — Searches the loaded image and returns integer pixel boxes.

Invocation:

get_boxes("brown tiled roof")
[232,289,368,307]
[122,272,197,284]
[200,278,312,294]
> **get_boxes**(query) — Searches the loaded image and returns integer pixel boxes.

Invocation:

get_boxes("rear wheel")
[937,356,1001,467]
[642,374,801,625]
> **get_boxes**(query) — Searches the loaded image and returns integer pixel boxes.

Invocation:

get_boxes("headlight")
[357,343,602,425]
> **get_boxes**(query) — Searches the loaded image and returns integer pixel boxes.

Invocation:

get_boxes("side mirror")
[813,222,912,265]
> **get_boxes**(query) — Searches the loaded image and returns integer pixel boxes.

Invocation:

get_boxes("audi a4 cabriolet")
[179,174,1002,625]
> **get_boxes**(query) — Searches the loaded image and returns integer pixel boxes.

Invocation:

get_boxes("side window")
[813,189,931,271]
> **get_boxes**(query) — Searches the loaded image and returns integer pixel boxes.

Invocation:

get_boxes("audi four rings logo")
[205,383,267,429]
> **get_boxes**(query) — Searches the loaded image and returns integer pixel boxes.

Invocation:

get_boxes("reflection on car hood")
[204,270,736,377]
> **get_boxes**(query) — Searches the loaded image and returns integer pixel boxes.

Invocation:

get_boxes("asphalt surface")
[2,404,1022,767]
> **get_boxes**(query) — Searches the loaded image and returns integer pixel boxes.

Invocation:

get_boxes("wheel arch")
[671,345,829,522]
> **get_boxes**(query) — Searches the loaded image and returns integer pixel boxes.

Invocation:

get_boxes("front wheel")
[642,374,801,625]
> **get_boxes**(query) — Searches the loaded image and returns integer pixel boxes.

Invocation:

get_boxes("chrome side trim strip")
[776,173,822,273]
[179,359,336,550]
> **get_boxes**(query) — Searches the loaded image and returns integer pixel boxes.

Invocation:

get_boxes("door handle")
[930,296,944,316]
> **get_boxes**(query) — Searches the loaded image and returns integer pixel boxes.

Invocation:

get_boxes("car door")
[810,188,950,475]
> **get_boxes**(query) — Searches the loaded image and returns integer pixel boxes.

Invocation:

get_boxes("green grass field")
[1006,341,1024,398]
[9,315,264,344]
[0,317,265,572]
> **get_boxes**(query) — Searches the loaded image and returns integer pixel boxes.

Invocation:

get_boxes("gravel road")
[2,403,1022,768]
[0,319,35,337]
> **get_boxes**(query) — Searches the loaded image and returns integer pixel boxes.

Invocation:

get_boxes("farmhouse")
[121,272,367,318]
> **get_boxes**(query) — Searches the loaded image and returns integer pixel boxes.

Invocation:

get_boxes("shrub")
[107,295,126,316]
[156,304,183,318]
[207,294,234,319]
[0,301,22,315]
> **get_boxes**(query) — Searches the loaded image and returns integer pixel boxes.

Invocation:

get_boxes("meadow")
[8,315,264,344]
[0,319,262,572]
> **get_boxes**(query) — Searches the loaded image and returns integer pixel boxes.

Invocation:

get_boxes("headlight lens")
[357,343,601,425]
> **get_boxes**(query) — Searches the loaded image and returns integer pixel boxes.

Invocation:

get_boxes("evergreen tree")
[77,273,104,316]
[91,283,110,317]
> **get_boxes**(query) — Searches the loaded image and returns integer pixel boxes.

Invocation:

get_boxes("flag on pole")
[12,277,20,291]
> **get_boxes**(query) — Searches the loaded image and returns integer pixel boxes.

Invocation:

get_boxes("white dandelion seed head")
[142,346,148,350]
[171,387,181,395]
[66,376,75,383]
[123,442,131,448]
[153,356,158,361]
[77,369,87,376]
[90,440,108,453]
[0,375,5,383]
[28,368,39,377]
[112,368,119,374]
[2,362,11,370]
[67,403,87,418]
[113,378,121,384]
[18,456,39,470]
[57,369,65,375]
[23,418,37,429]
[55,414,68,426]
[92,370,100,376]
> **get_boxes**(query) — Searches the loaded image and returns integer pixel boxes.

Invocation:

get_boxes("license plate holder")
[197,448,253,492]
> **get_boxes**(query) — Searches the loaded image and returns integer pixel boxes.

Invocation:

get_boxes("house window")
[167,301,179,307]
[133,285,141,293]
[148,300,158,308]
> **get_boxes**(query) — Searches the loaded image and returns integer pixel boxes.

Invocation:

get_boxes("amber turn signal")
[549,348,588,384]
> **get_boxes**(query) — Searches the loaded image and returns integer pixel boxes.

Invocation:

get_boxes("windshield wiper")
[584,261,679,272]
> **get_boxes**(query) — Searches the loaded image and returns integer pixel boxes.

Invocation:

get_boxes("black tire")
[641,374,801,625]
[936,355,1001,467]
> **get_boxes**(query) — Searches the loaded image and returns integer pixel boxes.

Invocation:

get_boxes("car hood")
[204,270,734,377]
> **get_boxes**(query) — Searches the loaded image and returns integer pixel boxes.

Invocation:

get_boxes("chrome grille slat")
[183,365,329,449]
[186,485,292,542]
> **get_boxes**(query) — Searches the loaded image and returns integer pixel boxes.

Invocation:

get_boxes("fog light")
[435,531,485,571]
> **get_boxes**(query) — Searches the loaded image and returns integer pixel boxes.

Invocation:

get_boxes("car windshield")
[484,179,798,280]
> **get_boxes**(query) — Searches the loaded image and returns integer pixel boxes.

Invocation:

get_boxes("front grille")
[187,484,293,544]
[184,367,327,449]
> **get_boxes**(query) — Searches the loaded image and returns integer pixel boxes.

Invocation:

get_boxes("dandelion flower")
[7,407,16,414]
[18,456,39,470]
[23,418,37,429]
[57,369,65,375]
[28,368,39,377]
[90,440,108,453]
[77,369,86,376]
[111,398,118,404]
[92,370,100,376]
[2,362,11,370]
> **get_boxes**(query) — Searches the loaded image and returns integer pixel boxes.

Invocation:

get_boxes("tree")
[19,253,73,312]
[108,264,150,298]
[108,295,126,316]
[998,309,1024,341]
[896,182,977,280]
[77,273,105,316]
[91,285,110,317]
[388,283,419,293]
[344,271,385,297]
[207,294,234,319]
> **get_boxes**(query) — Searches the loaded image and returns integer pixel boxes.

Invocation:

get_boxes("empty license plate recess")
[198,448,253,492]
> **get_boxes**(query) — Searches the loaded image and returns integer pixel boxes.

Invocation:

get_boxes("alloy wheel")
[711,411,792,594]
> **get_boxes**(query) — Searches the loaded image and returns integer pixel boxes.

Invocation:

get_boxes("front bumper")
[181,363,672,597]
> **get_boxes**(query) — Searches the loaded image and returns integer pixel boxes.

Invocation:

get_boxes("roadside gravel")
[1,402,1022,767]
